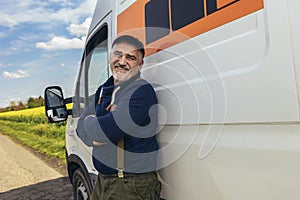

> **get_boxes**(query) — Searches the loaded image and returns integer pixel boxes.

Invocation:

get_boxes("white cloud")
[36,17,91,51]
[2,69,29,79]
[36,36,85,50]
[67,17,92,37]
[0,0,96,28]
[0,2,49,28]
[48,0,74,6]
[1,1,95,51]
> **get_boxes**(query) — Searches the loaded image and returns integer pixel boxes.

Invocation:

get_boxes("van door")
[69,13,112,174]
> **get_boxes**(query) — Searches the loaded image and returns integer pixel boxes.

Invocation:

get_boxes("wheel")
[72,168,92,200]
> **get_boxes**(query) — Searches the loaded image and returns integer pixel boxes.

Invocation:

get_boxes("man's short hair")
[112,35,145,58]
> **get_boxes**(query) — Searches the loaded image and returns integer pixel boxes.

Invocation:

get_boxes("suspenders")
[117,138,124,178]
[98,85,124,178]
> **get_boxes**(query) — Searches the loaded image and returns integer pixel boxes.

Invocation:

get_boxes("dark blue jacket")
[77,73,159,174]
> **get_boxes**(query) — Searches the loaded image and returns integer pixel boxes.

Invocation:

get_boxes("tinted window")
[72,25,108,117]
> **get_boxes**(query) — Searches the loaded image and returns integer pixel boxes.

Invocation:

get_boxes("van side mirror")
[44,86,69,123]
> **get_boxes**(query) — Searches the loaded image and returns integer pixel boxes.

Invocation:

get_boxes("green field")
[0,107,67,160]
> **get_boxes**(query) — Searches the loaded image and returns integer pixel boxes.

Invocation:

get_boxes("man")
[77,35,161,200]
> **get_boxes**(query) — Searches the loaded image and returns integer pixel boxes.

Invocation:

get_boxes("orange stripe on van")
[117,0,264,57]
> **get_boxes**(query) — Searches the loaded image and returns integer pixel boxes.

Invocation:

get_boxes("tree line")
[0,96,44,112]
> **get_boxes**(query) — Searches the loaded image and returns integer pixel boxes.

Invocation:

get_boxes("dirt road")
[0,132,73,200]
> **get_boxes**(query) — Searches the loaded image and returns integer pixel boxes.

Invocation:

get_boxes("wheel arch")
[66,151,95,191]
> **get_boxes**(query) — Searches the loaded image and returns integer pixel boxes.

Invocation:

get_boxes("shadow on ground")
[0,177,73,200]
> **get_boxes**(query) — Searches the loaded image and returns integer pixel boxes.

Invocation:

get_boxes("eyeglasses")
[112,50,137,62]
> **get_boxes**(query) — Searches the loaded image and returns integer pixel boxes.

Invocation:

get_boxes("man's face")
[109,42,144,84]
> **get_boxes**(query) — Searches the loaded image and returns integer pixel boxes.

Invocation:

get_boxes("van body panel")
[159,124,300,200]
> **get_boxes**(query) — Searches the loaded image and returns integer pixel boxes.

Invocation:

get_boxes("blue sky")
[0,0,97,108]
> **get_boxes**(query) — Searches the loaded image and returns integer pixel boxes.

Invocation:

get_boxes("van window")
[72,25,108,117]
[86,26,108,102]
[72,59,86,118]
[87,45,108,97]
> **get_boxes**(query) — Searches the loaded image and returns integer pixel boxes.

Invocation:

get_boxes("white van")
[44,0,300,199]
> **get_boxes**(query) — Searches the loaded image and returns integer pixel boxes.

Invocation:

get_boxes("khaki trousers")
[91,172,161,200]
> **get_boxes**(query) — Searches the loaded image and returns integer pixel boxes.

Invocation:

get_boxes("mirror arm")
[67,109,73,115]
[64,97,73,104]
[64,97,73,116]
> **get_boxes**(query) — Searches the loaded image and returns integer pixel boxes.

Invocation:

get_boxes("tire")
[72,168,92,200]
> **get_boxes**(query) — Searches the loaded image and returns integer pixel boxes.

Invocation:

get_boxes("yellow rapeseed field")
[0,106,44,116]
[0,105,71,160]
[0,103,72,117]
[0,106,47,124]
